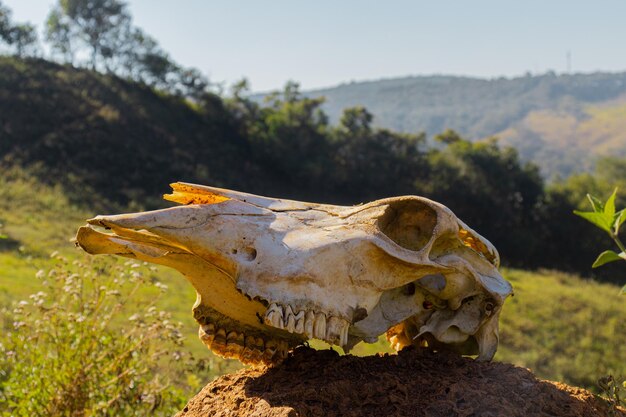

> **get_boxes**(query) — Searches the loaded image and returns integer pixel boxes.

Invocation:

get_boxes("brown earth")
[177,346,625,417]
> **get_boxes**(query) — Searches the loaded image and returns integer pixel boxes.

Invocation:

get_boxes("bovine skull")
[75,183,512,364]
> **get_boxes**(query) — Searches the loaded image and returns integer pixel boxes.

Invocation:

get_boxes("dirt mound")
[177,346,624,417]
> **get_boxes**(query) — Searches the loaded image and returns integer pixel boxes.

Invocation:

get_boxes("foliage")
[45,7,75,62]
[573,188,626,293]
[0,169,240,415]
[0,1,38,57]
[0,256,195,416]
[0,2,8,39]
[598,375,625,414]
[46,0,130,70]
[246,81,332,192]
[44,0,209,99]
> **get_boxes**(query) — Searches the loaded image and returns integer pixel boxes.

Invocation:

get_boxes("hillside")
[0,57,261,208]
[302,72,626,178]
[496,100,626,177]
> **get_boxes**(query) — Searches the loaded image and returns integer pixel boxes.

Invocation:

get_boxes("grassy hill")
[1,169,624,396]
[0,57,263,208]
[301,72,626,178]
[496,100,626,178]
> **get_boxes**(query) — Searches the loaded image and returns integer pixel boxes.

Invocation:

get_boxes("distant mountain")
[302,72,626,178]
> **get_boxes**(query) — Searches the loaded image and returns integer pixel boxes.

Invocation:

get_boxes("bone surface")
[75,182,513,364]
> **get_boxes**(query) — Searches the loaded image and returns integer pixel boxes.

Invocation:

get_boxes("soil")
[177,346,625,417]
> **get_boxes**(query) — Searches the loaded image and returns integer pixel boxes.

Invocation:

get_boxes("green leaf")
[573,210,613,233]
[604,188,618,218]
[0,234,7,240]
[592,250,626,268]
[587,194,604,213]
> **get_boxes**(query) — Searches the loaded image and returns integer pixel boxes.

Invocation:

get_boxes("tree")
[340,106,373,136]
[131,33,177,87]
[0,1,11,44]
[47,0,131,70]
[45,7,77,63]
[7,24,38,57]
[45,1,210,99]
[176,67,210,101]
[434,128,462,145]
[331,107,427,203]
[0,1,38,57]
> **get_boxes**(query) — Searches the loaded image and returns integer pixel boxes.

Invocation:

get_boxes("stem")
[612,234,626,254]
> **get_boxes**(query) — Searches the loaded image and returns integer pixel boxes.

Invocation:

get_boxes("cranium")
[75,183,512,364]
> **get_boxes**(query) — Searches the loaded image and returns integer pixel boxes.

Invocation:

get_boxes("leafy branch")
[573,188,626,294]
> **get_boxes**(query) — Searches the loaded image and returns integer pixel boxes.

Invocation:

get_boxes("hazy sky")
[5,0,626,91]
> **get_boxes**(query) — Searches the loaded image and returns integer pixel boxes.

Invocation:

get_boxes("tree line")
[224,83,624,281]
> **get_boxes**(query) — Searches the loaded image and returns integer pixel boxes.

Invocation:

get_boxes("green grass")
[1,168,624,394]
[0,168,243,381]
[497,268,626,389]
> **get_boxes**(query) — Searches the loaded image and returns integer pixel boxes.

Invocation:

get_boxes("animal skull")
[75,183,512,364]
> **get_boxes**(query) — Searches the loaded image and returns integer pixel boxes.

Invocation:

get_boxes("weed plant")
[0,255,204,416]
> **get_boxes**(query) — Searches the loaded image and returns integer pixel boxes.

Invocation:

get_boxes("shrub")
[0,254,199,416]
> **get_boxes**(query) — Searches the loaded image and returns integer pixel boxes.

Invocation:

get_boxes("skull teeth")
[264,303,284,328]
[264,302,350,347]
[198,322,288,365]
[304,310,315,338]
[313,312,326,340]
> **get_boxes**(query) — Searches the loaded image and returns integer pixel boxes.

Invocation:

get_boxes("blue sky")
[5,0,626,92]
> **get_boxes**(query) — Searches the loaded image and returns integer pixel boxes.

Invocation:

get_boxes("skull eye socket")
[377,200,437,252]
